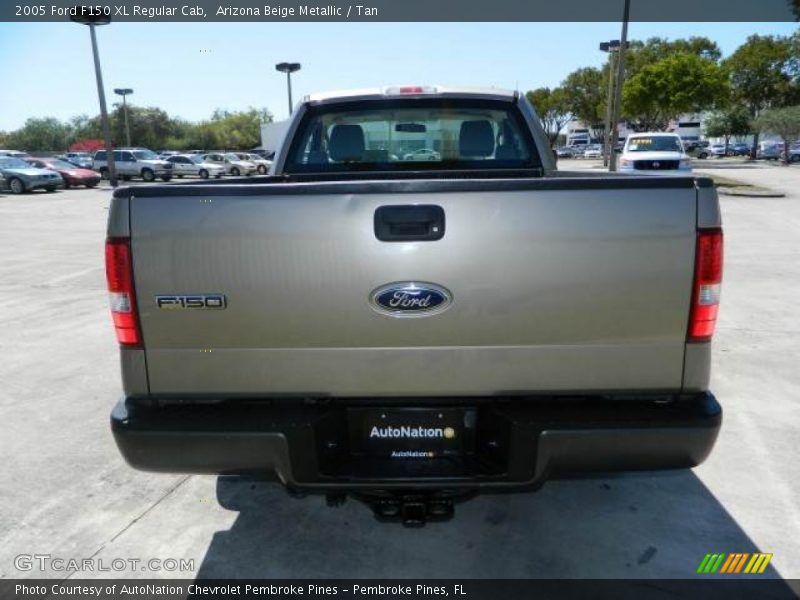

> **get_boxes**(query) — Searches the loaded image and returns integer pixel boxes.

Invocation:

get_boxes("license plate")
[351,408,474,459]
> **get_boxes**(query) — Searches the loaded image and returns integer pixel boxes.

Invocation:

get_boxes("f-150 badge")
[155,295,227,309]
[370,282,451,317]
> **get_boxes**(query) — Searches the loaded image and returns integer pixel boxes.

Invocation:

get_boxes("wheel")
[257,164,267,174]
[63,181,71,189]
[161,175,172,182]
[45,186,56,193]
[122,175,132,181]
[85,182,97,188]
[791,154,800,163]
[726,150,734,157]
[99,167,109,180]
[698,152,708,159]
[231,167,240,176]
[215,174,222,179]
[8,177,25,194]
[177,174,184,178]
[199,169,209,179]
[141,168,156,182]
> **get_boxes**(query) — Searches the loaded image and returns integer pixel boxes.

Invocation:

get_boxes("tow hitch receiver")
[336,492,463,527]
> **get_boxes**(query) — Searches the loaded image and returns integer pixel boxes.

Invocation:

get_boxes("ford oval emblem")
[370,282,452,317]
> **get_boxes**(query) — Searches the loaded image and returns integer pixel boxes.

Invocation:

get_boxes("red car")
[25,158,101,188]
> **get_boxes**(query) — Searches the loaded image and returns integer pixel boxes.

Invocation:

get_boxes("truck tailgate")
[128,180,697,396]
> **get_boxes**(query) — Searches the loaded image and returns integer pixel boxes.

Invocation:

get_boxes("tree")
[723,34,799,156]
[754,105,800,164]
[526,87,571,146]
[703,106,752,153]
[5,117,72,152]
[622,53,729,131]
[561,67,606,135]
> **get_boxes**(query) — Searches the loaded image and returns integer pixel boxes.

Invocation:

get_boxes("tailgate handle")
[374,205,445,242]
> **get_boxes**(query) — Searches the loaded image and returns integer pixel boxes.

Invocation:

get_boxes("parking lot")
[0,163,798,581]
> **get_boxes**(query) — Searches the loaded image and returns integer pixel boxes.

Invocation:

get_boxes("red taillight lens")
[688,228,723,342]
[105,238,141,346]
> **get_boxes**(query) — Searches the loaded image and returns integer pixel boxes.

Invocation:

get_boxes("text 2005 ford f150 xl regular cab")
[108,86,723,525]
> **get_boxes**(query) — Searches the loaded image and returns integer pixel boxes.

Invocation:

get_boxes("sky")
[0,21,798,131]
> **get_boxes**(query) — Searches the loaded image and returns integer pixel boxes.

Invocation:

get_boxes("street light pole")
[608,0,631,172]
[600,41,619,168]
[71,8,117,187]
[114,88,133,147]
[275,62,301,116]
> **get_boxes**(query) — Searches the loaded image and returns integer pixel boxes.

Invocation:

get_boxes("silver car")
[166,154,226,179]
[235,152,272,175]
[0,157,64,194]
[201,152,256,176]
[93,148,173,182]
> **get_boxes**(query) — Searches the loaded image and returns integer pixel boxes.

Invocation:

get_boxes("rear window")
[284,98,540,174]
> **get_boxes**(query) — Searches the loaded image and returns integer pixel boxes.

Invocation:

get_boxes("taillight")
[105,238,141,346]
[688,228,723,342]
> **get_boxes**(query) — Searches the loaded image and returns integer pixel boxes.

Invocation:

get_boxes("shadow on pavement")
[193,471,789,581]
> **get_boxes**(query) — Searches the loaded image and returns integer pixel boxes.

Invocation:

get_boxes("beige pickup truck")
[107,86,723,525]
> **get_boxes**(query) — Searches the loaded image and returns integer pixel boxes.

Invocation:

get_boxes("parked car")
[787,142,800,163]
[402,148,441,161]
[0,156,64,194]
[707,144,728,158]
[165,154,226,179]
[568,145,585,158]
[618,132,692,175]
[93,148,173,182]
[0,149,31,159]
[25,157,100,188]
[582,144,603,159]
[201,152,256,176]
[108,85,723,525]
[234,152,272,175]
[62,152,94,169]
[757,142,783,161]
[555,146,574,158]
[730,142,751,156]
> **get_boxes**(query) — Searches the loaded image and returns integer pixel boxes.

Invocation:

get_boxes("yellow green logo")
[697,553,773,574]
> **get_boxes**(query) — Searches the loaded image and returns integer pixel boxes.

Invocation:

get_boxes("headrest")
[459,120,495,158]
[329,125,365,162]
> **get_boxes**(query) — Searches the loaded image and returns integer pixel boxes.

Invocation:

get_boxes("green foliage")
[526,87,571,146]
[561,67,606,131]
[5,117,72,151]
[754,105,800,163]
[622,53,729,131]
[704,106,752,138]
[723,34,799,117]
[1,106,273,152]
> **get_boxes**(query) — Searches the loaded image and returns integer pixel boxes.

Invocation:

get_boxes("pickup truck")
[108,86,723,525]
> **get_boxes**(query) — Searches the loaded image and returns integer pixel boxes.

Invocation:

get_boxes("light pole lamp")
[114,88,133,147]
[275,62,301,116]
[608,0,632,172]
[70,7,117,187]
[599,40,622,168]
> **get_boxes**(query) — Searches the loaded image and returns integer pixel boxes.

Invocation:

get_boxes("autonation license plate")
[351,408,475,459]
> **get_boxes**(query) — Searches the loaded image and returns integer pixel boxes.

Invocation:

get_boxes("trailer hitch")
[334,491,472,527]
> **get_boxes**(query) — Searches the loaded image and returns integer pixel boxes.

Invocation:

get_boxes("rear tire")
[9,177,25,194]
[141,168,156,182]
[177,174,184,178]
[257,164,267,174]
[231,167,240,176]
[199,169,209,179]
[85,182,97,188]
[161,175,172,182]
[99,167,109,180]
[45,186,56,193]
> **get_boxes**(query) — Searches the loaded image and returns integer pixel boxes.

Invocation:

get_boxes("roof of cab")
[301,85,519,105]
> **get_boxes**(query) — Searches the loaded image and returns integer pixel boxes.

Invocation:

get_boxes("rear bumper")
[111,392,721,492]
